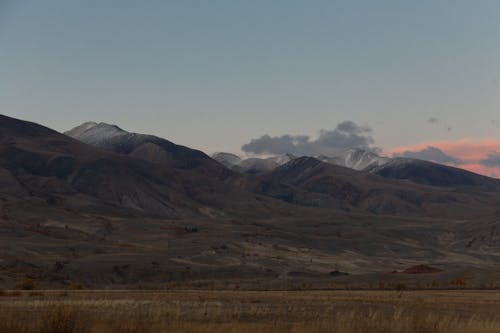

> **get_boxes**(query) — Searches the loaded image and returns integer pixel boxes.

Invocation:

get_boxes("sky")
[1,1,500,176]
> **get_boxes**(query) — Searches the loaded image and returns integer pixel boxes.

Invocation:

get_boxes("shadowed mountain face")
[258,157,500,217]
[368,158,500,190]
[66,122,228,177]
[319,152,499,191]
[215,148,500,190]
[4,115,500,288]
[313,150,500,190]
[0,115,287,218]
[211,152,242,168]
[64,121,500,217]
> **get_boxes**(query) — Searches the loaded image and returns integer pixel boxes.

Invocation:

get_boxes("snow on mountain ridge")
[65,122,223,171]
[211,152,297,174]
[65,122,127,145]
[268,153,297,166]
[316,148,390,171]
[212,148,391,174]
[64,121,98,138]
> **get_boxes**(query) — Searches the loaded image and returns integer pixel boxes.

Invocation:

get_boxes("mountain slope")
[315,149,500,191]
[0,115,286,219]
[4,115,500,288]
[368,158,500,190]
[66,122,228,176]
[260,157,500,217]
[211,152,242,168]
[12,115,498,220]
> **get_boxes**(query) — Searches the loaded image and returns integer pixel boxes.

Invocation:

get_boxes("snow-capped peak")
[266,153,297,166]
[64,121,98,138]
[65,122,127,145]
[318,148,390,171]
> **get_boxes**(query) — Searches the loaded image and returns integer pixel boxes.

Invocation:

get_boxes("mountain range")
[213,148,500,190]
[1,115,500,289]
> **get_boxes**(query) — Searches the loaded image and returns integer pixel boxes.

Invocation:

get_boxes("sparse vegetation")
[28,291,44,297]
[66,283,84,290]
[15,278,36,290]
[0,305,89,333]
[1,290,500,333]
[37,305,89,333]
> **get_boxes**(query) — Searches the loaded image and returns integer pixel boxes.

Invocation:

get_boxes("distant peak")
[81,121,98,127]
[95,122,125,132]
[65,121,128,141]
[72,121,98,131]
[64,121,98,137]
[211,152,242,167]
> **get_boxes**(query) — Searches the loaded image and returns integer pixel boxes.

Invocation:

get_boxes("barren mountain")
[0,115,288,219]
[3,115,500,289]
[211,152,242,168]
[259,156,500,217]
[214,147,500,192]
[368,157,500,190]
[315,149,500,191]
[66,122,227,176]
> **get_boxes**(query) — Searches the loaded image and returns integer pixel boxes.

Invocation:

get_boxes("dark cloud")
[241,134,309,155]
[395,146,462,165]
[480,152,500,167]
[241,121,377,156]
[427,117,452,131]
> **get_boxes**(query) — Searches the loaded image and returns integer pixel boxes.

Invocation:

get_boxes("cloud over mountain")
[241,121,377,156]
[390,139,500,178]
[480,152,500,167]
[395,146,462,165]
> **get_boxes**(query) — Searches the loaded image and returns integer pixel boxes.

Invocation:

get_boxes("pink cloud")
[458,163,499,178]
[387,139,500,178]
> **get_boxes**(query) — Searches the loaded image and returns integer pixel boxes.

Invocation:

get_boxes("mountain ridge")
[65,122,228,175]
[3,115,500,288]
[213,148,500,190]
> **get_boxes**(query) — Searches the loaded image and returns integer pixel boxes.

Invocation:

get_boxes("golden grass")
[1,290,500,333]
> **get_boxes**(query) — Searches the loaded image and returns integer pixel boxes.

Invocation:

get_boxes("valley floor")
[2,290,500,332]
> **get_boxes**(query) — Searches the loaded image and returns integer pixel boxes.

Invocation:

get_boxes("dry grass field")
[2,290,500,333]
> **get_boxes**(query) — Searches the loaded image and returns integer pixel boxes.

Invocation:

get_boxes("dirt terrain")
[3,210,500,289]
[2,114,500,289]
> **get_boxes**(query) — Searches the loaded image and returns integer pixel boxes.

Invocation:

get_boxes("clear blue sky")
[1,0,500,154]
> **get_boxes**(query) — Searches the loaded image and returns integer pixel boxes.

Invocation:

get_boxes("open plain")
[2,290,500,332]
